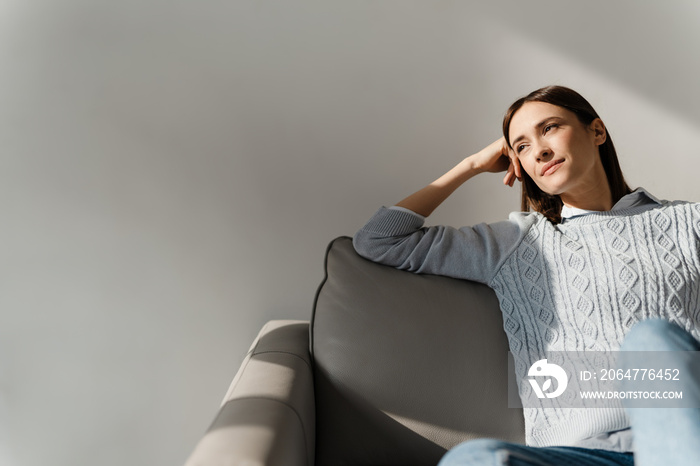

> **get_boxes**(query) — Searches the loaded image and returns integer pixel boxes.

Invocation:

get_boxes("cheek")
[518,159,537,178]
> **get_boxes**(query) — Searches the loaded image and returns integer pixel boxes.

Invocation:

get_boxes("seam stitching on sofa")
[224,320,273,406]
[226,396,312,466]
[310,236,350,365]
[221,353,252,408]
[251,350,313,372]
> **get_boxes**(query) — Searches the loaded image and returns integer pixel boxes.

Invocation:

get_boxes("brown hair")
[502,85,631,224]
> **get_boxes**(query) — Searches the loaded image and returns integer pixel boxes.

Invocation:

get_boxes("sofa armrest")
[185,320,315,466]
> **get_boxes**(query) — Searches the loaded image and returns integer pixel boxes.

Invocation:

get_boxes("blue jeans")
[438,318,700,466]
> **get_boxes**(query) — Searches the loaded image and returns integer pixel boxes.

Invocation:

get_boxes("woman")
[353,86,700,466]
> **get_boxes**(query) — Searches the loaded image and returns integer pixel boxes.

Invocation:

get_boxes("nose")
[534,143,552,162]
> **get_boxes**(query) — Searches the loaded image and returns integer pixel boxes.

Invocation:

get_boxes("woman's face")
[508,101,607,199]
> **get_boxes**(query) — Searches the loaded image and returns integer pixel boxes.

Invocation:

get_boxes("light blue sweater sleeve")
[353,206,541,284]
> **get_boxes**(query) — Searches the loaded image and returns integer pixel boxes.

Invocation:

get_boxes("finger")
[508,162,518,185]
[503,164,514,185]
[506,147,521,180]
[509,161,518,186]
[504,167,516,187]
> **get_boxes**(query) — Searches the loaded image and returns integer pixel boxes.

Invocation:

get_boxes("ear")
[590,118,607,146]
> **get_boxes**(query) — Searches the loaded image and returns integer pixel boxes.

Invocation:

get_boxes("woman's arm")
[353,136,529,283]
[396,137,520,217]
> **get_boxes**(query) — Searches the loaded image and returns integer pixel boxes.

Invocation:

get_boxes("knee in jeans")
[461,438,509,452]
[621,318,683,352]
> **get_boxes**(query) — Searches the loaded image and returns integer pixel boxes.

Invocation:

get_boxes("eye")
[517,144,526,154]
[544,123,558,134]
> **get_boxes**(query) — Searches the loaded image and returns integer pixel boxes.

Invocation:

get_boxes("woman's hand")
[470,137,522,187]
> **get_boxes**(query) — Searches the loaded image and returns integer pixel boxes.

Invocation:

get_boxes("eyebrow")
[511,116,563,148]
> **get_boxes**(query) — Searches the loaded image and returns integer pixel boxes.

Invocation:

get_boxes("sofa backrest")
[311,236,525,465]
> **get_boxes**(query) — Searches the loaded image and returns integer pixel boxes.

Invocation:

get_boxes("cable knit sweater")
[353,189,700,450]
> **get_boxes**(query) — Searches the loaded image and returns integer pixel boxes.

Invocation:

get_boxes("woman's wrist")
[456,154,483,179]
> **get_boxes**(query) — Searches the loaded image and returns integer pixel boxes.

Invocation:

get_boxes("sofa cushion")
[311,236,524,465]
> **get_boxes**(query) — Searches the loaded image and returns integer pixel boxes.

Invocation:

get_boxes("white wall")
[1,1,699,465]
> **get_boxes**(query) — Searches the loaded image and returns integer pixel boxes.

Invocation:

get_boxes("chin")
[534,176,569,197]
[533,182,564,197]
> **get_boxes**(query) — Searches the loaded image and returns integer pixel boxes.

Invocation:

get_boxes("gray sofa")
[185,236,525,466]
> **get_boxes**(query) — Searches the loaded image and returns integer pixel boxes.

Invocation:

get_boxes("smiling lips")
[541,159,564,176]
